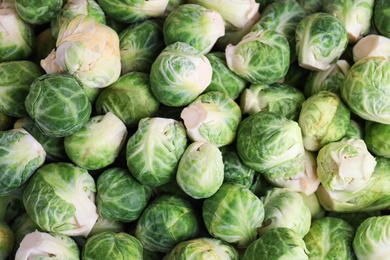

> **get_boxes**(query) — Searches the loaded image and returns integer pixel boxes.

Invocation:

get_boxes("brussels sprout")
[41,15,121,89]
[365,121,390,158]
[300,193,326,220]
[236,111,305,172]
[163,4,224,54]
[259,188,312,237]
[0,188,24,224]
[226,29,290,84]
[341,57,390,124]
[51,0,106,39]
[353,216,390,259]
[83,232,143,260]
[96,167,152,222]
[295,12,348,71]
[150,42,212,107]
[14,0,64,24]
[0,221,14,259]
[11,213,41,248]
[0,61,43,118]
[203,183,264,247]
[119,20,165,74]
[353,34,390,62]
[126,117,187,187]
[135,195,199,252]
[15,231,79,259]
[242,227,308,260]
[23,162,99,237]
[168,237,239,260]
[0,128,45,196]
[24,74,92,137]
[97,0,169,23]
[298,91,351,151]
[240,82,305,121]
[95,72,160,128]
[374,0,390,38]
[180,91,242,147]
[304,217,355,260]
[0,7,35,62]
[176,142,224,199]
[204,52,247,100]
[317,138,377,192]
[323,0,374,43]
[88,216,125,237]
[296,0,323,14]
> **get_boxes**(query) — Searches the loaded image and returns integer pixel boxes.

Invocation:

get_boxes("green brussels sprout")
[316,156,390,212]
[95,72,160,128]
[300,193,326,220]
[163,4,225,54]
[96,167,152,222]
[240,82,305,121]
[236,111,305,172]
[150,42,212,107]
[51,0,106,39]
[295,12,348,71]
[0,128,45,196]
[180,91,242,147]
[0,61,43,118]
[14,117,67,162]
[204,52,247,100]
[119,20,165,74]
[0,188,24,224]
[365,121,390,158]
[15,231,79,259]
[168,237,239,260]
[317,138,377,192]
[126,117,188,187]
[353,216,390,259]
[296,0,323,14]
[135,195,199,252]
[0,221,14,260]
[304,217,355,260]
[64,112,128,170]
[83,232,143,260]
[341,57,390,124]
[14,0,64,24]
[203,183,264,247]
[323,0,374,43]
[298,91,351,151]
[0,7,35,62]
[176,141,224,199]
[374,0,390,38]
[352,34,390,63]
[23,162,99,237]
[0,112,14,131]
[24,74,92,138]
[226,29,290,84]
[97,0,169,23]
[88,216,125,237]
[259,188,312,237]
[41,15,121,89]
[242,227,308,260]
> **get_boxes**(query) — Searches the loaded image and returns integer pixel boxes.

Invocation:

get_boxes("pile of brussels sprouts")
[1,0,390,259]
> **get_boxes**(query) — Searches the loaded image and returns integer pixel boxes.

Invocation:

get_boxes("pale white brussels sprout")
[14,0,64,24]
[341,57,390,124]
[0,221,14,260]
[295,12,348,71]
[323,0,375,43]
[298,91,351,151]
[176,141,224,199]
[259,188,312,237]
[317,138,377,192]
[163,4,225,54]
[15,231,79,260]
[181,91,241,147]
[304,217,355,260]
[0,128,45,196]
[226,29,290,84]
[242,228,308,260]
[23,162,99,237]
[150,42,212,107]
[353,34,390,62]
[41,15,121,89]
[365,121,390,158]
[374,0,390,38]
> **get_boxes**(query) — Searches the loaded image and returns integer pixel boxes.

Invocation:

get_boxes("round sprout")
[374,0,390,38]
[295,12,348,71]
[135,195,199,252]
[14,0,64,24]
[0,221,14,260]
[365,121,390,158]
[96,168,152,222]
[352,34,390,63]
[24,74,92,138]
[83,232,143,260]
